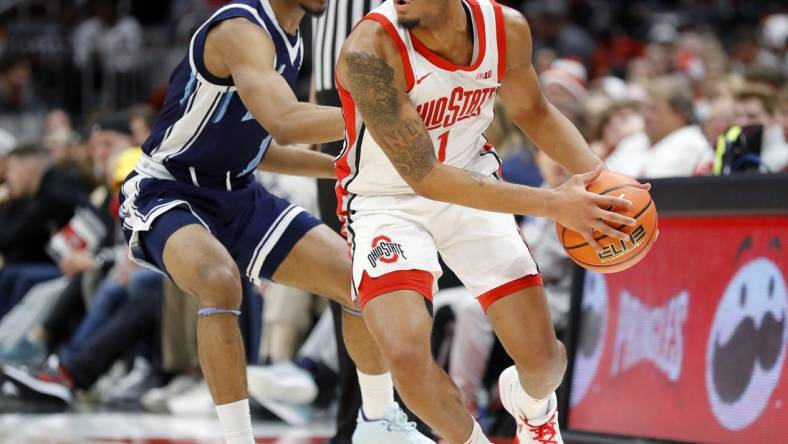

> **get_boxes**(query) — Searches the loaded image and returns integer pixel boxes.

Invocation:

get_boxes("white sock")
[463,420,491,444]
[515,384,550,422]
[357,370,395,420]
[215,399,255,444]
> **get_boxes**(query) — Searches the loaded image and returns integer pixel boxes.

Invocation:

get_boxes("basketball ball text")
[599,225,648,261]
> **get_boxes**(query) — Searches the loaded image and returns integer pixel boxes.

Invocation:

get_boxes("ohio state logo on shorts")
[368,235,407,268]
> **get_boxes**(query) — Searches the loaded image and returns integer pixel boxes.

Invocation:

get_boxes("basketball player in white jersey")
[335,1,646,443]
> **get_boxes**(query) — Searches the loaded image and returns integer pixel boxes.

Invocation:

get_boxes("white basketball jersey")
[336,0,506,216]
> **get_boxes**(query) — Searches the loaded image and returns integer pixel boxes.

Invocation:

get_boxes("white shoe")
[142,374,201,413]
[352,402,434,444]
[167,379,214,415]
[247,361,317,405]
[498,366,563,444]
[103,357,159,403]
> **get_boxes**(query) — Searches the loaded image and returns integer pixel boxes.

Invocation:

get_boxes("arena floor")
[0,413,557,444]
[0,413,334,443]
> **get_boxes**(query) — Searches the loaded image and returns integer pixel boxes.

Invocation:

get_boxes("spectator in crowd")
[703,94,736,145]
[2,267,165,406]
[42,109,76,165]
[524,1,594,66]
[733,83,788,172]
[0,145,89,319]
[640,76,714,177]
[540,58,589,125]
[780,85,788,140]
[88,114,137,183]
[0,129,16,185]
[72,0,143,73]
[591,101,650,177]
[127,105,155,147]
[0,56,41,114]
[0,55,44,141]
[0,111,141,366]
[758,14,788,72]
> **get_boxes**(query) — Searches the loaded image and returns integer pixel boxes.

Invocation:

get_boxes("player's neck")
[269,0,305,34]
[410,1,473,66]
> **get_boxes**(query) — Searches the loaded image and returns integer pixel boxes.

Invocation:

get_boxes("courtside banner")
[567,215,788,443]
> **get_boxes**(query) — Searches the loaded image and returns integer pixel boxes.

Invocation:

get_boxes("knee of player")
[383,341,432,375]
[191,264,243,309]
[513,339,566,375]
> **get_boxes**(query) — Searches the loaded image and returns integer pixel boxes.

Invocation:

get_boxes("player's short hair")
[735,83,778,115]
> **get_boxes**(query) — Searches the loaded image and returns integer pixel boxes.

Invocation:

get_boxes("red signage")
[567,216,788,443]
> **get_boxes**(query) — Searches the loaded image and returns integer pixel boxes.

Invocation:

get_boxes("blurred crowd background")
[0,0,785,440]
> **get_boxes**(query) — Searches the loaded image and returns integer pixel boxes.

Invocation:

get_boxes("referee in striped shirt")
[310,2,430,442]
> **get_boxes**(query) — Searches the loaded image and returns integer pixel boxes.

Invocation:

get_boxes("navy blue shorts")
[119,172,321,284]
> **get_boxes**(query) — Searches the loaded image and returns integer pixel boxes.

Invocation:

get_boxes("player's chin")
[300,0,327,16]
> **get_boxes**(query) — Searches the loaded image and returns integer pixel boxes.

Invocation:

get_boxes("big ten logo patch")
[598,225,647,262]
[368,235,407,268]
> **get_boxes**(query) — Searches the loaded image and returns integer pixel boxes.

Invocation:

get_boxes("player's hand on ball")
[549,166,640,253]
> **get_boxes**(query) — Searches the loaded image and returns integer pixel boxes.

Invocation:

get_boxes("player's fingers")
[595,194,633,212]
[597,209,636,227]
[593,220,628,240]
[579,166,603,186]
[582,230,604,253]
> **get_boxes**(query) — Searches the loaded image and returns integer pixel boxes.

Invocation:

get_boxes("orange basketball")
[556,171,658,273]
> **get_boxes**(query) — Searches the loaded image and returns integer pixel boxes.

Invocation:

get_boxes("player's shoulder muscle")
[337,19,406,90]
[204,17,276,78]
[498,4,533,71]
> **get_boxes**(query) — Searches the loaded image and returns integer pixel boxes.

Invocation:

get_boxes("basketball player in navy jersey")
[110,1,427,443]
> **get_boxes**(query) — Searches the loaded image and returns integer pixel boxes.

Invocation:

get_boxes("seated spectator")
[0,117,142,365]
[0,55,44,141]
[1,277,261,408]
[732,83,788,172]
[1,268,165,406]
[591,101,650,177]
[703,94,736,145]
[540,58,588,125]
[0,145,89,319]
[640,76,713,177]
[0,55,41,114]
[0,128,16,186]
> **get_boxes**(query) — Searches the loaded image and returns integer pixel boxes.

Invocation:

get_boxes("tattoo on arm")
[461,169,488,187]
[345,52,436,182]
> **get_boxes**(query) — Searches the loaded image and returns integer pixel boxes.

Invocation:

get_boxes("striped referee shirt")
[312,0,383,93]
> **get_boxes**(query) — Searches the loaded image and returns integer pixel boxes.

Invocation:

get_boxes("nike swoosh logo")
[416,72,434,84]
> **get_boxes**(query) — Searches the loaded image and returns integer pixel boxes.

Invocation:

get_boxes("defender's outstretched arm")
[258,142,336,179]
[205,18,343,145]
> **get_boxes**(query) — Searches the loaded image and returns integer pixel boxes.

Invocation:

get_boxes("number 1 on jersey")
[437,130,450,162]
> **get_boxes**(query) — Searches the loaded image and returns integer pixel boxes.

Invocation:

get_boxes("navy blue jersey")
[142,0,303,190]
